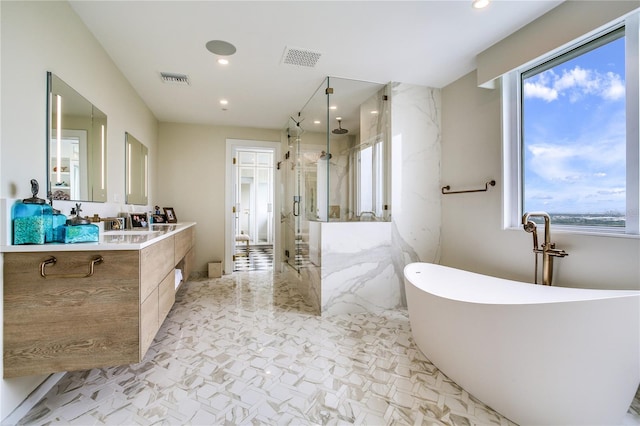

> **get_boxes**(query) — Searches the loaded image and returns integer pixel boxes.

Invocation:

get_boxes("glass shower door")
[283,118,303,272]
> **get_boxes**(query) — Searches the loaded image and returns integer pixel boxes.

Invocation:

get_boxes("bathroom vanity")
[2,223,195,378]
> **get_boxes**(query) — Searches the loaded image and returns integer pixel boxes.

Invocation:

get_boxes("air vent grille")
[160,72,190,86]
[282,47,322,68]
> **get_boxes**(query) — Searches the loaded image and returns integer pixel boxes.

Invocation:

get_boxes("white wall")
[157,122,280,273]
[441,71,640,290]
[0,1,157,419]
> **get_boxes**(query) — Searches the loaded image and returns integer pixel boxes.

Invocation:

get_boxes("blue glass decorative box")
[12,201,53,244]
[61,224,99,243]
[52,213,66,242]
[12,179,55,245]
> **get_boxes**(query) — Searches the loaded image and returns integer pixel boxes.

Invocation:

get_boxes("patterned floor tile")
[234,245,273,271]
[14,271,640,426]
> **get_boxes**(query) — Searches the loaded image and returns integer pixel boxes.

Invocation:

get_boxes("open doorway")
[225,139,280,274]
[234,148,274,271]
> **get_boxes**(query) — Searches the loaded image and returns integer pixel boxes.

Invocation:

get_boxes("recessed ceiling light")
[472,0,490,9]
[206,40,237,55]
[314,120,321,124]
[370,110,379,114]
[336,116,342,120]
[217,58,229,65]
[329,106,337,110]
[220,99,228,105]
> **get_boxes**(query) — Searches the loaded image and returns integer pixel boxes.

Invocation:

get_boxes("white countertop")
[0,222,196,252]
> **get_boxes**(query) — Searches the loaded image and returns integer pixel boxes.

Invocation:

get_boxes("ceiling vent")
[281,47,322,68]
[159,72,190,86]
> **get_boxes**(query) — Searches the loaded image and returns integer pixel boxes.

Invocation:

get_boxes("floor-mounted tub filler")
[404,262,640,425]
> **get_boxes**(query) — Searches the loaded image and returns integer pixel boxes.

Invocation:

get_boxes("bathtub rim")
[404,262,640,305]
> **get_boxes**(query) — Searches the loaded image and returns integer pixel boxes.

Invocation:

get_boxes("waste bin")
[208,261,222,278]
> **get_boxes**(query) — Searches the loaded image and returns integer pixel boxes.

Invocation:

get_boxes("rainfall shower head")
[332,119,348,135]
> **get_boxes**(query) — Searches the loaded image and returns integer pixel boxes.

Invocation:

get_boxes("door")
[225,140,279,274]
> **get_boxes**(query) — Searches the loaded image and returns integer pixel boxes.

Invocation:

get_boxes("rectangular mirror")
[47,72,107,202]
[125,132,148,205]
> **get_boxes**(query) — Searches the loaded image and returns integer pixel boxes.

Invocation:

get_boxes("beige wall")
[441,71,640,290]
[157,123,281,273]
[0,1,157,418]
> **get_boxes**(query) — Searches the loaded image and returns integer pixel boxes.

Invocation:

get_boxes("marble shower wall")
[320,222,402,315]
[390,83,442,303]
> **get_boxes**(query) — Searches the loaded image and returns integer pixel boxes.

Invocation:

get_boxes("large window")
[505,16,639,235]
[355,139,384,217]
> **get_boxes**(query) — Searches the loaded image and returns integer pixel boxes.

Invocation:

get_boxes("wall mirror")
[47,72,107,202]
[125,132,148,205]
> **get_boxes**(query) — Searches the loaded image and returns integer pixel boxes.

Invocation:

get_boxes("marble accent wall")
[320,222,402,315]
[390,83,442,303]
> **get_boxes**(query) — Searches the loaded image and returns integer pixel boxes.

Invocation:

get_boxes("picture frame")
[163,207,177,223]
[151,214,168,224]
[105,217,127,231]
[130,213,149,228]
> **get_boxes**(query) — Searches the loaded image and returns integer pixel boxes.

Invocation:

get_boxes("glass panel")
[521,31,626,227]
[239,151,255,165]
[257,152,271,166]
[281,77,389,272]
[236,149,274,248]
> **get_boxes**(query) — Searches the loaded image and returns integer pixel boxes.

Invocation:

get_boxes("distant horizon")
[528,211,626,227]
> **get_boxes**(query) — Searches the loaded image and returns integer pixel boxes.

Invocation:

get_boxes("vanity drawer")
[159,269,175,323]
[140,287,159,358]
[3,250,139,378]
[174,226,194,265]
[140,236,174,301]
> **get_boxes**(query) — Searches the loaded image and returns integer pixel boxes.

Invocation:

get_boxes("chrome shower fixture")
[319,150,332,160]
[332,119,348,134]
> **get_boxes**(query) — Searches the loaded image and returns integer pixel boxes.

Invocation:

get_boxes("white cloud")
[524,66,625,103]
[603,72,625,100]
[523,81,557,102]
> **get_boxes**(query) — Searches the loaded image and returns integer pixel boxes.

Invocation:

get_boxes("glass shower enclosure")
[281,77,389,273]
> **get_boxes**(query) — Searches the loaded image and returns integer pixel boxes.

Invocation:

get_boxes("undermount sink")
[103,230,160,236]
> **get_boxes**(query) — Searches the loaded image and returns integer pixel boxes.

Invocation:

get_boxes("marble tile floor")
[15,271,640,426]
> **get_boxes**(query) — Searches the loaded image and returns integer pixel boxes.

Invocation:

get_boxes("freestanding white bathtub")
[404,262,640,425]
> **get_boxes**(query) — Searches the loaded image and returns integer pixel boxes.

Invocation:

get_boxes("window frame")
[503,13,640,237]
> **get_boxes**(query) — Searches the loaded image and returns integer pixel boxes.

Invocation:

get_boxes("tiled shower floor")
[15,272,640,425]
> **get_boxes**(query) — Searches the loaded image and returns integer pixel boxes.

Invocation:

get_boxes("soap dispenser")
[12,179,53,244]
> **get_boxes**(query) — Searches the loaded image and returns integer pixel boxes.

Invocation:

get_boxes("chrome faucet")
[522,212,568,285]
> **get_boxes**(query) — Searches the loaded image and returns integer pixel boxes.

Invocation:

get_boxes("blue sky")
[522,36,626,215]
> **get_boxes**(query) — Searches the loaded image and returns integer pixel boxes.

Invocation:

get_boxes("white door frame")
[225,139,281,274]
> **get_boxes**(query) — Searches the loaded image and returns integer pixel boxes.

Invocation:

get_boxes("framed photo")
[111,217,126,230]
[163,207,177,223]
[151,214,168,224]
[131,213,149,228]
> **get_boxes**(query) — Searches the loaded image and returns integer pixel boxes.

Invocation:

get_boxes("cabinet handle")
[40,256,104,279]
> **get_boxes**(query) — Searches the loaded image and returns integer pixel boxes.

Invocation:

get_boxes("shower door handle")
[293,196,300,217]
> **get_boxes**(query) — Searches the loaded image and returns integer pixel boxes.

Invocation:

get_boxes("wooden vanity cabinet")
[3,226,195,378]
[4,250,140,378]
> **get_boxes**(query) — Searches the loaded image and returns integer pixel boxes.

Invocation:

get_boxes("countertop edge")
[0,222,196,252]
